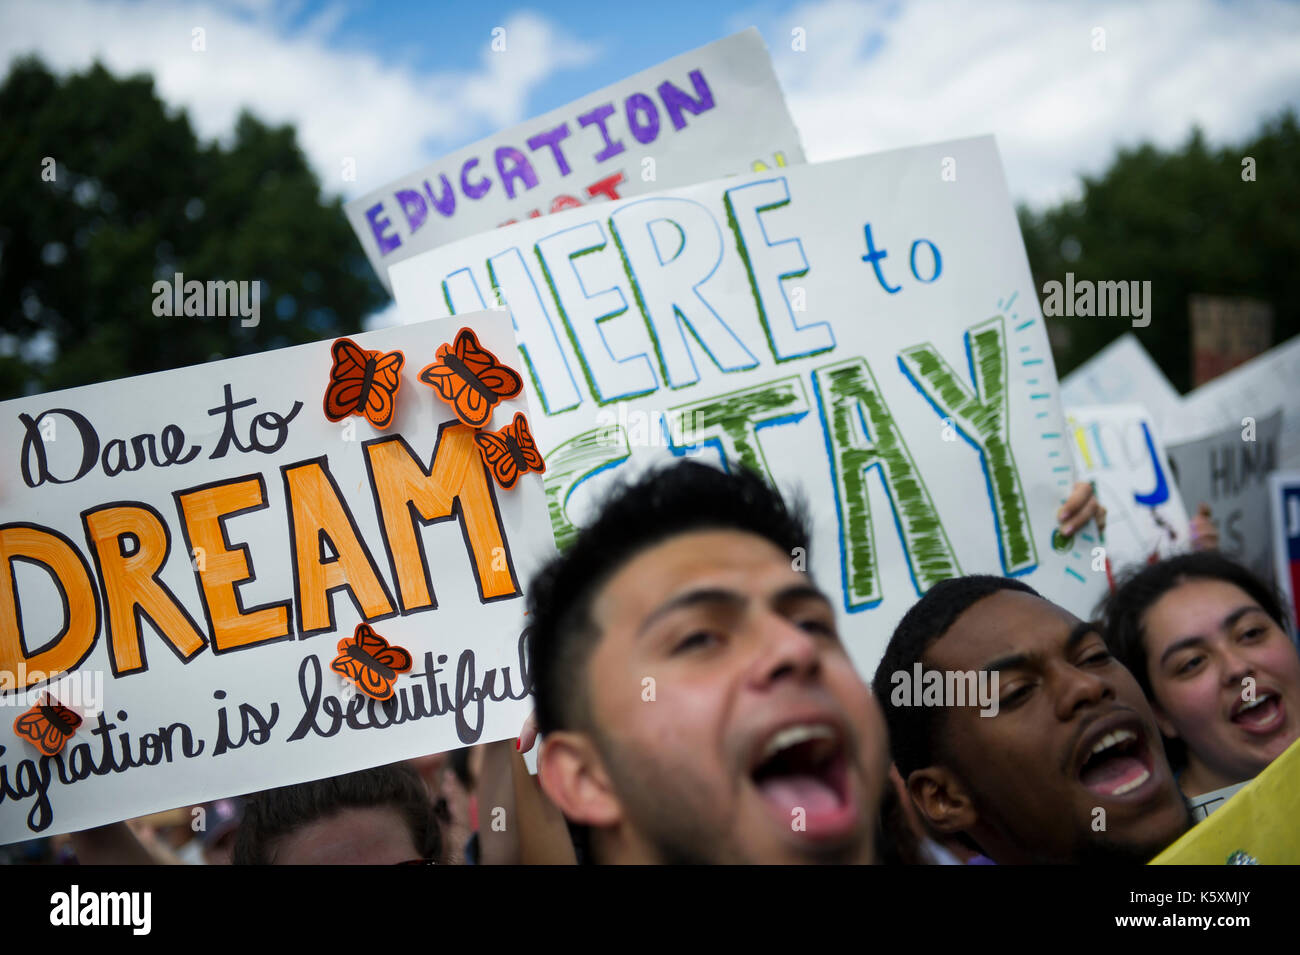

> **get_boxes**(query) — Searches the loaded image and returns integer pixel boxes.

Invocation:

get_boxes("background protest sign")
[1176,334,1300,470]
[0,312,555,842]
[345,28,805,291]
[389,135,1107,675]
[1059,333,1184,441]
[1268,471,1300,637]
[1166,409,1281,581]
[1065,404,1191,575]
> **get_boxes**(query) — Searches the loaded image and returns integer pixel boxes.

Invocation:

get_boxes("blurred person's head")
[1100,552,1300,797]
[873,575,1188,864]
[232,763,441,864]
[529,460,888,864]
[199,798,243,865]
[405,748,477,865]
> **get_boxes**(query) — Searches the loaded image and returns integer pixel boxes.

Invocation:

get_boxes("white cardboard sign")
[1059,333,1184,440]
[1166,410,1282,581]
[1066,403,1191,575]
[390,136,1108,678]
[0,313,555,842]
[1176,334,1300,469]
[346,29,805,290]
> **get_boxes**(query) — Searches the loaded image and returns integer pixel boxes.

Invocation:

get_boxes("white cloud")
[739,0,1300,205]
[0,1,600,199]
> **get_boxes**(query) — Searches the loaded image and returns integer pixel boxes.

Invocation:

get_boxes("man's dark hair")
[872,575,1039,778]
[449,746,474,790]
[1097,551,1293,770]
[232,763,441,864]
[527,460,810,737]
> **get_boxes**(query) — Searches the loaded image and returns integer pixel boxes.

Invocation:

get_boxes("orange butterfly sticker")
[474,412,547,490]
[323,338,405,429]
[331,623,413,701]
[14,695,83,756]
[418,328,523,428]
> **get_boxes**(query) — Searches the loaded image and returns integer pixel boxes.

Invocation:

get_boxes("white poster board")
[1060,333,1183,439]
[345,28,805,290]
[389,136,1107,678]
[0,313,555,842]
[1066,404,1191,574]
[1176,334,1300,469]
[1166,410,1281,581]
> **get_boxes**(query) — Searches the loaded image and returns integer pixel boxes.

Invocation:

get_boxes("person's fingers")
[1190,505,1219,552]
[1095,505,1107,536]
[1058,481,1098,536]
[517,710,539,754]
[1058,482,1090,523]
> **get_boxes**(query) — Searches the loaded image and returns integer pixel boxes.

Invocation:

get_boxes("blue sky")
[3,0,1299,207]
[316,0,752,109]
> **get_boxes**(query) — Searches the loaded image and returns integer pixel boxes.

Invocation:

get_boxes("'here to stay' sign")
[389,136,1108,678]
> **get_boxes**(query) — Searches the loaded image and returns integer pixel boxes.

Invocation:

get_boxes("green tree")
[0,56,386,399]
[1018,109,1300,392]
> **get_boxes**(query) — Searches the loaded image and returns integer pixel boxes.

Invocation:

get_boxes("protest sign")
[1175,333,1300,468]
[1166,410,1281,581]
[389,135,1107,675]
[1186,779,1246,823]
[0,313,555,841]
[346,28,805,290]
[1268,471,1300,637]
[1066,404,1191,575]
[1151,735,1300,864]
[1059,333,1183,440]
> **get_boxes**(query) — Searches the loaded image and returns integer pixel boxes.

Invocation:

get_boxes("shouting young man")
[873,575,1191,864]
[528,461,889,864]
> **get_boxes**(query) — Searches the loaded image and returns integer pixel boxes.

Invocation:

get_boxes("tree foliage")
[0,56,386,400]
[1019,109,1300,392]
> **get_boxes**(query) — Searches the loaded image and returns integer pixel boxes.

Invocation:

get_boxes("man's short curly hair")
[232,763,441,864]
[527,460,811,737]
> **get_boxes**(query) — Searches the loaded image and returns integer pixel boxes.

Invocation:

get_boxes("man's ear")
[536,730,623,829]
[907,765,978,835]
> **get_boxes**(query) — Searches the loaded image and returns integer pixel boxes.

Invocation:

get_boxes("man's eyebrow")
[772,583,835,609]
[1065,621,1102,653]
[981,652,1032,674]
[637,588,744,637]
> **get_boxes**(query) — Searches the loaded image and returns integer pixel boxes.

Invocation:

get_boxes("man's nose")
[749,613,821,688]
[1055,661,1111,719]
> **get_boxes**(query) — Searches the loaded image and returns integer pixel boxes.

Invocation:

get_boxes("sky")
[3,0,1299,208]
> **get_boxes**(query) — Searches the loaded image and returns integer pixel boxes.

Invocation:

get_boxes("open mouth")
[1076,725,1153,798]
[750,722,855,834]
[1231,693,1285,733]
